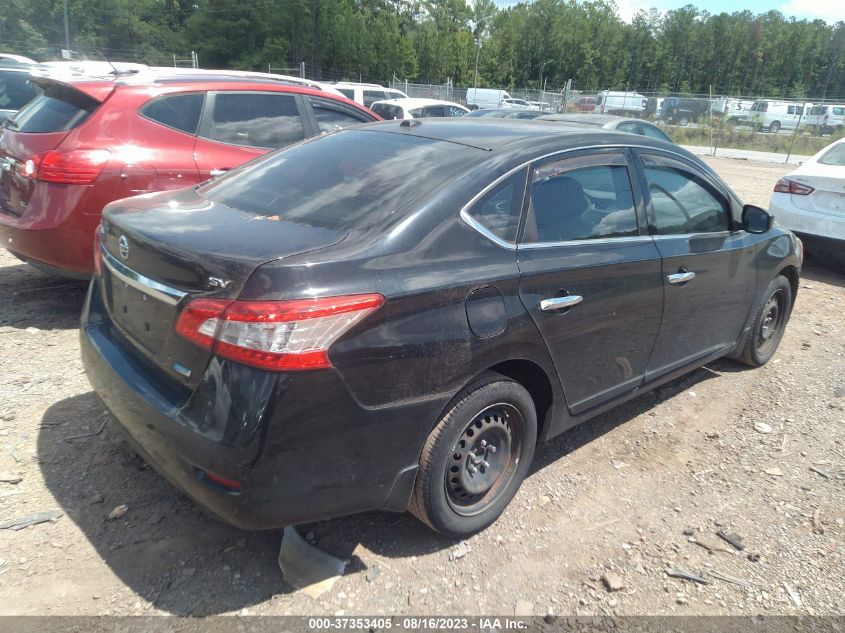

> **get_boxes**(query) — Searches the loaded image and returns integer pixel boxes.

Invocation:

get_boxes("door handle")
[209,168,229,177]
[667,271,696,284]
[540,295,583,311]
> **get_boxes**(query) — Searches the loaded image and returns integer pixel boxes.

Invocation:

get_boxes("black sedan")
[81,120,802,537]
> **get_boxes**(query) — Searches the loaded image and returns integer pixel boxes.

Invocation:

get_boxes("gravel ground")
[0,156,843,617]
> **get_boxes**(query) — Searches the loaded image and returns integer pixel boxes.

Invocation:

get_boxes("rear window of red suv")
[4,83,99,133]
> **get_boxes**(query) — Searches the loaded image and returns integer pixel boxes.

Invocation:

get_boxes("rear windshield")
[371,103,403,120]
[0,71,41,111]
[201,129,481,230]
[818,143,845,166]
[4,83,99,133]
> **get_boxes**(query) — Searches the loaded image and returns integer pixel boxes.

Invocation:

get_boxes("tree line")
[2,0,844,99]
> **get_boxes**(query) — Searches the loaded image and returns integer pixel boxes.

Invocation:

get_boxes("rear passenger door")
[633,151,756,378]
[193,91,309,180]
[304,96,375,132]
[516,149,664,414]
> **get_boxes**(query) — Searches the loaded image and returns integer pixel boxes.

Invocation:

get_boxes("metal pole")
[473,36,480,89]
[300,61,305,78]
[785,102,806,165]
[63,0,71,54]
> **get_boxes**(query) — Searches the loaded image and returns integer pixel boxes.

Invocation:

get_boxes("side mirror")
[742,204,772,234]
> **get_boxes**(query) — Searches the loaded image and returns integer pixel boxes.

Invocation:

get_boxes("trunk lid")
[100,187,347,387]
[790,164,845,216]
[0,78,107,218]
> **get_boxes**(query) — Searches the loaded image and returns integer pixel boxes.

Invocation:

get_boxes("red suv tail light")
[773,178,814,196]
[175,294,385,371]
[20,149,110,185]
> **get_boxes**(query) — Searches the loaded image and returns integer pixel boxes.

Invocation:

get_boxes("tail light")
[20,149,110,185]
[175,294,385,371]
[773,178,814,196]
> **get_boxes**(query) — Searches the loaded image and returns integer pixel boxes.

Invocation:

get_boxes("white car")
[370,97,469,120]
[768,138,845,265]
[501,98,538,111]
[331,83,408,107]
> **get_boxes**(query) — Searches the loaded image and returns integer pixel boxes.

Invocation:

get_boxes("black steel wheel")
[738,275,793,367]
[410,372,537,537]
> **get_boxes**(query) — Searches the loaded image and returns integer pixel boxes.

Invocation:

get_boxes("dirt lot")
[0,156,843,617]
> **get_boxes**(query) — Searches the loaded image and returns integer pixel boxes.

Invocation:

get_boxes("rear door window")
[308,97,372,132]
[524,153,639,243]
[371,103,404,120]
[203,92,305,149]
[141,93,204,135]
[363,90,386,107]
[640,124,671,142]
[5,82,99,133]
[616,122,641,135]
[466,169,527,243]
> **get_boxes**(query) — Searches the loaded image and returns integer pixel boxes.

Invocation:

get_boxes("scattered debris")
[0,474,22,485]
[278,526,346,599]
[538,494,552,506]
[812,508,824,534]
[754,422,773,434]
[783,582,802,608]
[693,534,734,553]
[0,510,63,531]
[106,505,128,521]
[365,565,381,583]
[747,552,761,563]
[449,541,471,561]
[89,494,105,505]
[716,530,746,551]
[764,467,783,477]
[682,527,695,536]
[601,571,625,592]
[708,570,752,587]
[64,419,108,443]
[809,466,831,479]
[665,568,710,585]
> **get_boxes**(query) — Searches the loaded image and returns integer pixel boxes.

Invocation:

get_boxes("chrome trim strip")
[101,246,187,306]
[520,235,653,249]
[459,142,708,250]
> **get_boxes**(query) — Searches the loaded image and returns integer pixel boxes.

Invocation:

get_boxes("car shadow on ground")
[38,363,728,615]
[801,257,845,289]
[0,262,88,330]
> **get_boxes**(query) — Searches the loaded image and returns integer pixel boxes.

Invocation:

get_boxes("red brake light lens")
[773,178,814,195]
[20,149,110,185]
[175,294,384,371]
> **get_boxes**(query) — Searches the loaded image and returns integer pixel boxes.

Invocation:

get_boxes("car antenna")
[92,49,138,77]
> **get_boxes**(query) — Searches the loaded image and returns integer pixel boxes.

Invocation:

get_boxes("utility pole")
[63,0,71,54]
[473,35,481,89]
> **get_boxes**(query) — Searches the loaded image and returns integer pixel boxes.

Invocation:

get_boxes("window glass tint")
[810,106,825,115]
[467,170,526,242]
[641,123,670,142]
[371,103,403,120]
[206,93,304,149]
[418,105,446,117]
[363,90,386,107]
[141,93,203,135]
[0,71,40,111]
[201,129,481,231]
[833,107,844,116]
[337,88,354,99]
[642,158,728,234]
[818,143,845,166]
[526,161,638,243]
[310,99,368,132]
[5,83,98,133]
[447,105,466,117]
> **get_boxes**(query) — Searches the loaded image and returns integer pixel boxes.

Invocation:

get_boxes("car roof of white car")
[372,97,467,109]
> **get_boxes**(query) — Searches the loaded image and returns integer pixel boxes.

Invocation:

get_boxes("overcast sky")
[491,0,843,23]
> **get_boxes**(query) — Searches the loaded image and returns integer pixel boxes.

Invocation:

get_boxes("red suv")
[0,74,379,277]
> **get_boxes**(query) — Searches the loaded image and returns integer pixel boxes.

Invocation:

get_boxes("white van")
[803,104,845,135]
[747,100,813,133]
[594,91,647,115]
[466,88,512,110]
[332,82,408,107]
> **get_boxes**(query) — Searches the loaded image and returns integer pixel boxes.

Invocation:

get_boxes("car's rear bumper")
[0,212,98,277]
[769,193,845,244]
[80,279,428,530]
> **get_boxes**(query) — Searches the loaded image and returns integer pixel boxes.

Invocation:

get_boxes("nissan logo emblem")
[118,235,129,260]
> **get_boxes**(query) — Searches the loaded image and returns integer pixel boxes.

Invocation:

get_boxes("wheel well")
[488,359,554,442]
[779,265,799,303]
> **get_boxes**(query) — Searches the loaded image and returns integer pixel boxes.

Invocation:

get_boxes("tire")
[410,372,537,537]
[737,276,792,367]
[679,116,690,126]
[769,120,781,134]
